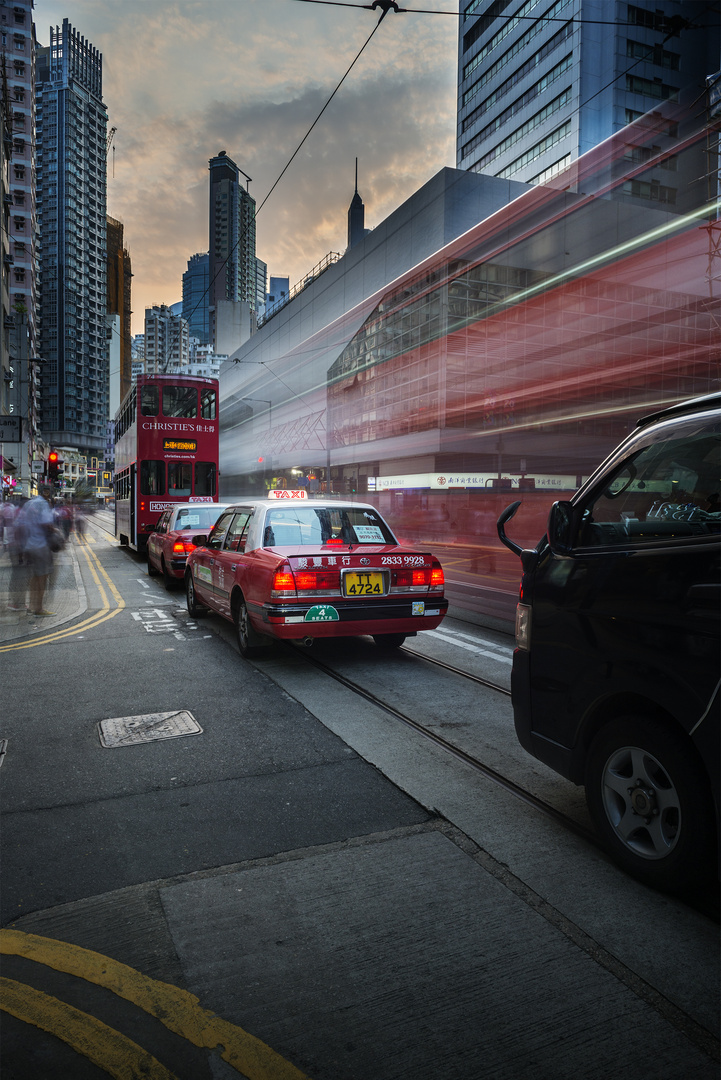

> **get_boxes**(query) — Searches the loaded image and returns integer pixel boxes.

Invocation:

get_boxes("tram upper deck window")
[201,387,216,420]
[163,385,197,418]
[141,385,158,416]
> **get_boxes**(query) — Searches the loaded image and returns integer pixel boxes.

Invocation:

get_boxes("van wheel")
[372,634,406,649]
[235,596,266,658]
[585,715,715,894]
[185,573,207,617]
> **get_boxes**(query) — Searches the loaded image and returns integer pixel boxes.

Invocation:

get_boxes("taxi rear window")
[175,507,220,530]
[263,506,396,546]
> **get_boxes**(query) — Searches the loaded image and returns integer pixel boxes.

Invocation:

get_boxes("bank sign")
[367,473,579,491]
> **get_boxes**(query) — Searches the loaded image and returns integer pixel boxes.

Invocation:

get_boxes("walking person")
[16,485,57,617]
[7,497,28,612]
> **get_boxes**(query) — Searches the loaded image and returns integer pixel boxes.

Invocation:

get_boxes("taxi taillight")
[272,563,296,597]
[294,569,340,592]
[173,541,196,554]
[391,563,444,590]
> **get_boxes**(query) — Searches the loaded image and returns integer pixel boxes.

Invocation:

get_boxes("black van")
[497,393,719,893]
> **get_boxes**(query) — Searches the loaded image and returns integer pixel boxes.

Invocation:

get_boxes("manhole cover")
[98,710,202,748]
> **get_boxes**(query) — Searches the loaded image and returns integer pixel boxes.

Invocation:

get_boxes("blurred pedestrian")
[6,497,28,612]
[15,485,56,616]
[74,503,86,539]
[55,501,72,540]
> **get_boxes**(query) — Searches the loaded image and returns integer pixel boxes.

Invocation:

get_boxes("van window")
[577,415,719,547]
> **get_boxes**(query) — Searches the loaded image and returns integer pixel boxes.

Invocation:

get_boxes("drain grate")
[98,710,202,748]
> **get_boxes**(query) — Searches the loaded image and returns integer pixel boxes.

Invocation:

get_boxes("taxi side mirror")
[191,533,209,548]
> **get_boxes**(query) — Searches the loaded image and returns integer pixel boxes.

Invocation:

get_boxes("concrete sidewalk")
[0,537,86,644]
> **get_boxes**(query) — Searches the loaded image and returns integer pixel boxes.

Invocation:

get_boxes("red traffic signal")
[47,450,63,484]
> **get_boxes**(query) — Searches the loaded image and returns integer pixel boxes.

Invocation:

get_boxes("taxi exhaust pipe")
[300,636,314,648]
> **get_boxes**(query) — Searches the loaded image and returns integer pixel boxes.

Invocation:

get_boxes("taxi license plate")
[342,571,386,597]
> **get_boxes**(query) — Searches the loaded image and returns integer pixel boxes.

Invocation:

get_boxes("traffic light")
[47,451,62,485]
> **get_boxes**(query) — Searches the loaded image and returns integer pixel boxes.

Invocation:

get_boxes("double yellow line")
[1,929,310,1079]
[0,539,125,654]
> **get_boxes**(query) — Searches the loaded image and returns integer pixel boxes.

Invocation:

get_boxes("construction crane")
[106,126,117,178]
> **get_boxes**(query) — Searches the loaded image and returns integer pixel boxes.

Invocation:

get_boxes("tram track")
[288,641,600,850]
[287,640,720,923]
[400,644,512,695]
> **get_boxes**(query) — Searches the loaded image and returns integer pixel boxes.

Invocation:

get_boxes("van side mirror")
[497,500,539,572]
[546,501,575,554]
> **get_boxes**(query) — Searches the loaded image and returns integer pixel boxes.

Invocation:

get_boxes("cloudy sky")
[37,0,459,334]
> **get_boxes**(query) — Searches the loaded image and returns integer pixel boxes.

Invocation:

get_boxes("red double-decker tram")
[114,374,219,552]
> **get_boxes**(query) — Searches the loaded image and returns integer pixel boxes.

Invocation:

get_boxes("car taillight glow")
[390,562,444,590]
[294,570,340,592]
[173,541,196,554]
[271,562,297,597]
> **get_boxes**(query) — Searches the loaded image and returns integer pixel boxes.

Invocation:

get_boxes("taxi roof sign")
[267,489,308,500]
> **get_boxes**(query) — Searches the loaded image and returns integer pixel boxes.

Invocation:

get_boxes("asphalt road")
[0,519,718,1080]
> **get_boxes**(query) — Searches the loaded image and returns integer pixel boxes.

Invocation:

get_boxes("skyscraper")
[2,0,37,355]
[208,150,256,346]
[457,0,718,206]
[144,304,189,373]
[106,215,132,407]
[182,251,209,344]
[36,19,108,455]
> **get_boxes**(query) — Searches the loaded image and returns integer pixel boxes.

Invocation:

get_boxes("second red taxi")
[184,492,448,656]
[147,503,233,588]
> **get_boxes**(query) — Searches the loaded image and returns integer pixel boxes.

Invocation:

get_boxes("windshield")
[262,506,396,546]
[175,507,223,530]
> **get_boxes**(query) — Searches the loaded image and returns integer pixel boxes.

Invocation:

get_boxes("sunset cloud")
[38,0,458,332]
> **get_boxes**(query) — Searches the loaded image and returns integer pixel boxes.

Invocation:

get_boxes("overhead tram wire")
[291,0,719,28]
[156,3,396,378]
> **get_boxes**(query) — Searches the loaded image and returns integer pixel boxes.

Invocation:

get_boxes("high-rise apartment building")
[36,19,108,455]
[2,0,37,361]
[144,304,189,373]
[457,0,718,206]
[255,257,267,319]
[182,251,209,344]
[106,215,132,407]
[208,150,257,346]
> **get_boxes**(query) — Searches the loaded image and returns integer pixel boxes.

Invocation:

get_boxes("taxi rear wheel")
[373,634,406,649]
[185,572,207,617]
[161,558,175,590]
[234,596,266,658]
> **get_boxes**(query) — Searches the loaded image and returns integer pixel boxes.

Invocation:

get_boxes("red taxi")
[184,492,448,657]
[147,503,234,588]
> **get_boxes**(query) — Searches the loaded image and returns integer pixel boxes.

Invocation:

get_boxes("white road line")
[137,579,150,589]
[435,626,511,653]
[424,628,513,664]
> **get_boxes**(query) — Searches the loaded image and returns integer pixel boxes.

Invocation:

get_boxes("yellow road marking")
[1,977,179,1080]
[1,930,311,1080]
[0,541,126,653]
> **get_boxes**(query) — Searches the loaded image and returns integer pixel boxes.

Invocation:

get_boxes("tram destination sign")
[163,437,197,452]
